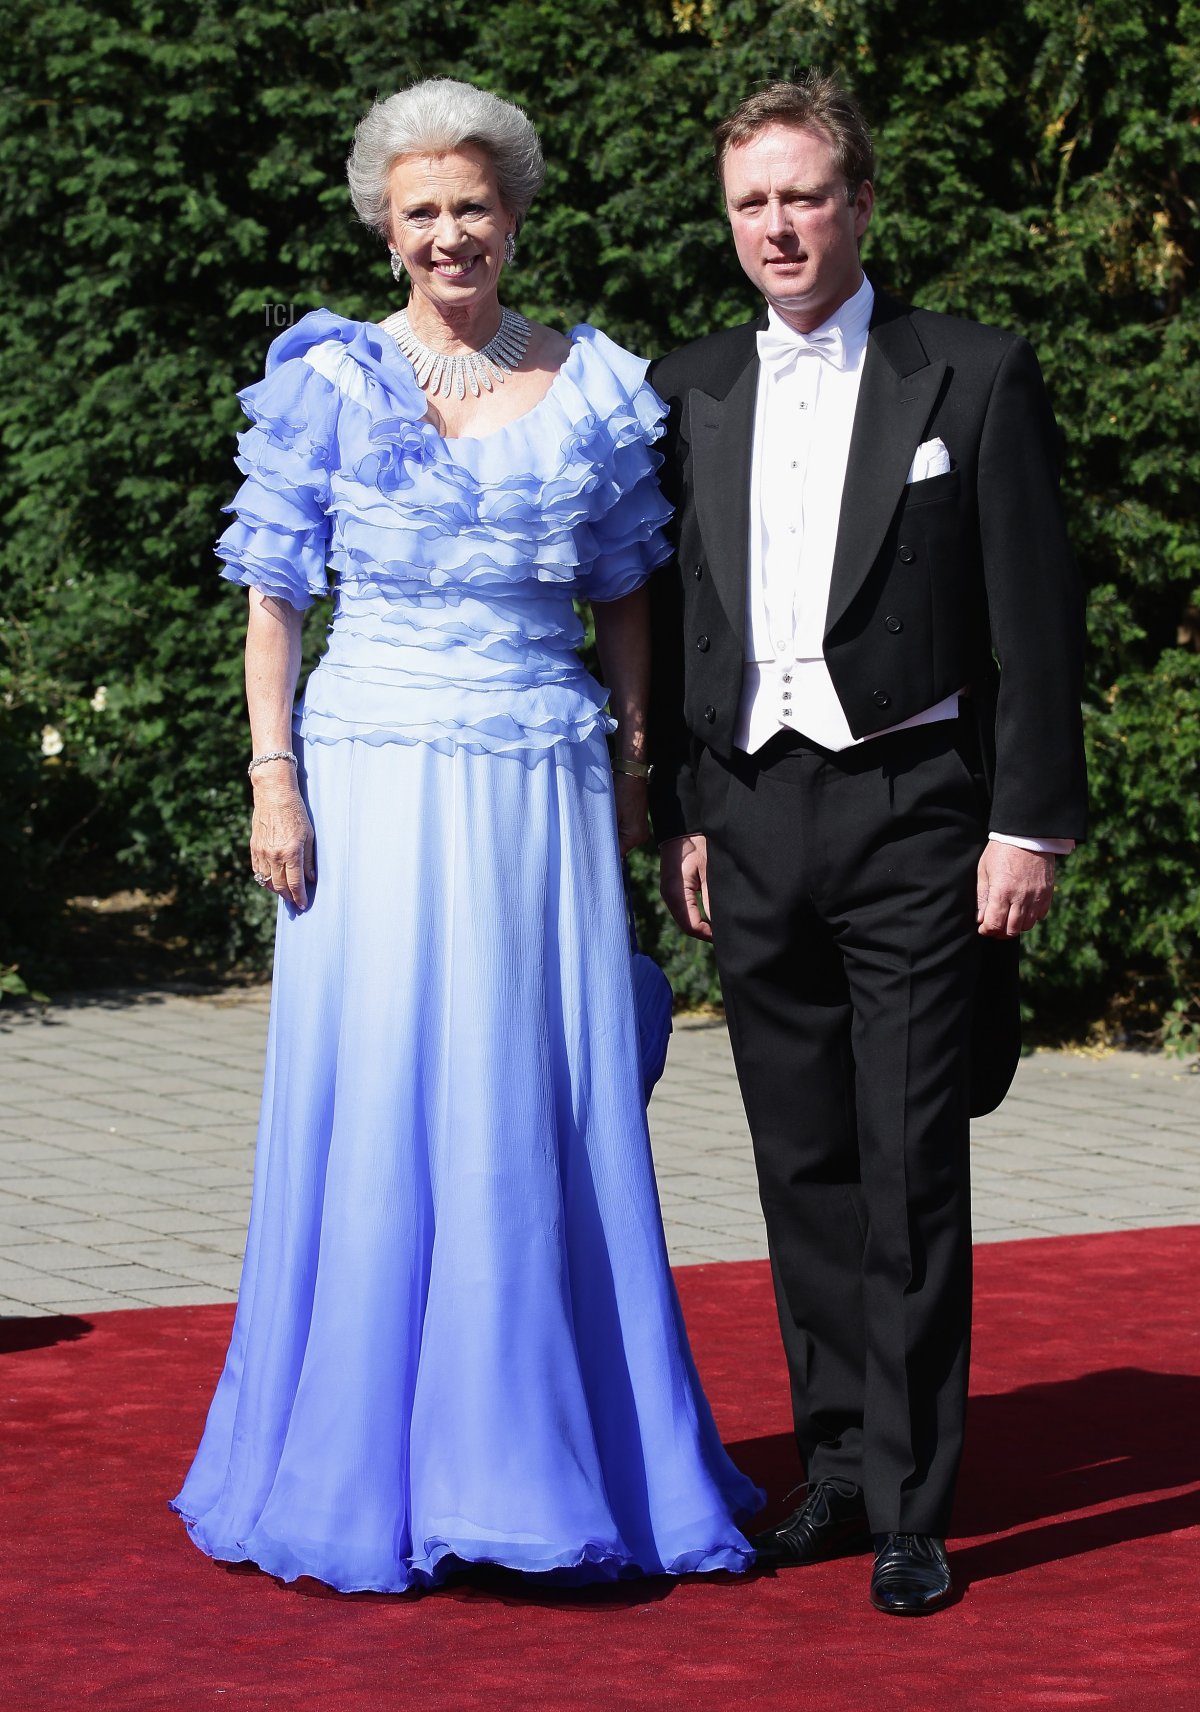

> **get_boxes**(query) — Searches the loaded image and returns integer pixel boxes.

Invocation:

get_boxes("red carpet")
[5,1226,1198,1711]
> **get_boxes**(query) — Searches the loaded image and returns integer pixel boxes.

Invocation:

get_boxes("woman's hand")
[250,763,316,910]
[614,774,650,856]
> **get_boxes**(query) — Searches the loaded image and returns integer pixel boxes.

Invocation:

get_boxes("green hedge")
[2,0,1197,1040]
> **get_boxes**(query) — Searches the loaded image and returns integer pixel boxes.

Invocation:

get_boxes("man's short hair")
[714,71,875,199]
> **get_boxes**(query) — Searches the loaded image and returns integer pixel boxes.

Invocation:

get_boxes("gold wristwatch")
[611,756,654,780]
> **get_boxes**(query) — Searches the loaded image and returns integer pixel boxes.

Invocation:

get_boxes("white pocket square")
[906,437,951,483]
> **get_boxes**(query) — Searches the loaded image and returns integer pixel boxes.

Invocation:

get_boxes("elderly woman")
[171,78,759,1594]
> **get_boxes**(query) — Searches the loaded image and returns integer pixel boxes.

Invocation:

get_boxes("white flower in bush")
[40,725,64,757]
[90,685,108,712]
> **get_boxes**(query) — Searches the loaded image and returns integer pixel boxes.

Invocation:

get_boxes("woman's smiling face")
[387,144,513,328]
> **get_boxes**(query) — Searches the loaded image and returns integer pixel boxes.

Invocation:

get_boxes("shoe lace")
[782,1476,861,1504]
[879,1533,941,1563]
[780,1476,862,1515]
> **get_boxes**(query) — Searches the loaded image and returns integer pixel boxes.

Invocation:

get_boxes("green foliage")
[0,964,49,1006]
[1,0,1196,1035]
[1026,650,1200,1041]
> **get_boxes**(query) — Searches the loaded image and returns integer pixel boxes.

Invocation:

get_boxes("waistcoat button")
[884,615,903,633]
[696,634,710,652]
[873,690,891,708]
[703,705,716,723]
[898,544,916,564]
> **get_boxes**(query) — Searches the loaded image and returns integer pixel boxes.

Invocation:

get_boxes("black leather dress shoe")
[869,1533,953,1614]
[752,1480,872,1566]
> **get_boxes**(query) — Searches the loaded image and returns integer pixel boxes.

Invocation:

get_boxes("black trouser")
[698,719,989,1534]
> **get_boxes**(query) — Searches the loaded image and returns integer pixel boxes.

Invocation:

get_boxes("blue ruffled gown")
[170,311,761,1592]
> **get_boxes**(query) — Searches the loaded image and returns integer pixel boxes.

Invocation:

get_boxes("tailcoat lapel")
[686,333,760,645]
[824,296,947,637]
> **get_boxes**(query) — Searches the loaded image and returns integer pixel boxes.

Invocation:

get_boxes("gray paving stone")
[135,1283,238,1307]
[153,1165,251,1189]
[93,1116,199,1139]
[55,1262,185,1292]
[1120,1210,1200,1227]
[4,1273,125,1306]
[93,1235,238,1267]
[114,1207,242,1236]
[170,1089,268,1115]
[182,1230,251,1257]
[0,1164,40,1185]
[693,1192,765,1217]
[0,1057,58,1079]
[685,1236,767,1261]
[156,1257,243,1290]
[38,1190,171,1216]
[0,1294,48,1313]
[151,1190,253,1214]
[27,1217,154,1247]
[21,1098,142,1128]
[5,1239,127,1273]
[190,1146,256,1169]
[2,1197,75,1222]
[42,1130,148,1156]
[46,1160,170,1192]
[0,1118,104,1144]
[82,1090,193,1118]
[0,1222,47,1245]
[1118,1181,1200,1207]
[0,1255,53,1287]
[41,1294,153,1312]
[0,1141,79,1166]
[171,1126,256,1147]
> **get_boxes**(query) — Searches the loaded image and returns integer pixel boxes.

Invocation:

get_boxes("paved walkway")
[0,989,1196,1315]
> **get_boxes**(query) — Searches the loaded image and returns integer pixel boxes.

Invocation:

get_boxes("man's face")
[722,123,874,332]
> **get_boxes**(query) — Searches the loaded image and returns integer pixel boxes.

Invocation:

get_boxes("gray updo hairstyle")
[347,78,545,240]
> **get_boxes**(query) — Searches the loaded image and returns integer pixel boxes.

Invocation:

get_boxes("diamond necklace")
[382,306,532,401]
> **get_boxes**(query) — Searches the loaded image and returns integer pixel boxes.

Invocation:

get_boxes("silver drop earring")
[504,232,517,266]
[389,250,405,282]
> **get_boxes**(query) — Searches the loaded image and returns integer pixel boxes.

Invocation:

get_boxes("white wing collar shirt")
[735,272,1071,855]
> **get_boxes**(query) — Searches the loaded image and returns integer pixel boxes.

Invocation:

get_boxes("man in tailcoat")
[648,73,1086,1614]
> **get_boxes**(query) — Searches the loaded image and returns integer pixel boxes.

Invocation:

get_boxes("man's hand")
[660,833,713,941]
[977,842,1055,938]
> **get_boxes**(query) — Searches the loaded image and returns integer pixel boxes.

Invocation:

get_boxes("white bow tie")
[757,321,847,373]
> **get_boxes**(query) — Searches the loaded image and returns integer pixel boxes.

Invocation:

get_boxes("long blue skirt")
[171,732,760,1592]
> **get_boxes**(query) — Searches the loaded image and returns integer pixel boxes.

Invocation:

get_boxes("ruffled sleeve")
[215,312,348,610]
[567,327,673,603]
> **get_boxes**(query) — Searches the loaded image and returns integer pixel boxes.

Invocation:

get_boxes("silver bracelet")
[247,749,298,777]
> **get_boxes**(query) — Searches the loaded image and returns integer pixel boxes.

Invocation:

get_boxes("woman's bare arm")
[245,591,316,910]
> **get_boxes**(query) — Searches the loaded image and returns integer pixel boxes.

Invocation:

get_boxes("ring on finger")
[252,872,272,888]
